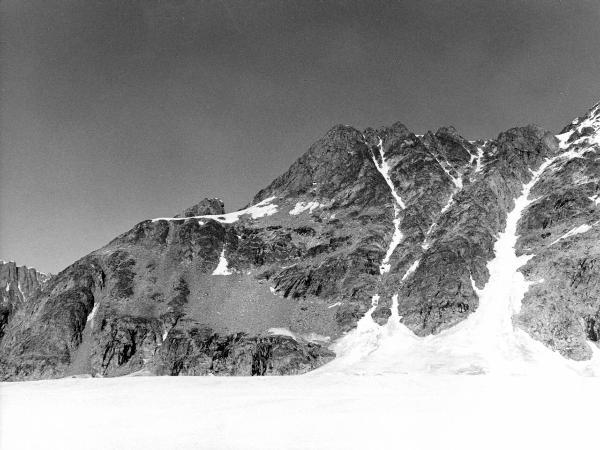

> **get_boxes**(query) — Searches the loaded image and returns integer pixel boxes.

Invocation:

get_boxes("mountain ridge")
[1,100,599,380]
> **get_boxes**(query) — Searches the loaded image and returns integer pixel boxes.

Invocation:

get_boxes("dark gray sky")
[1,0,599,273]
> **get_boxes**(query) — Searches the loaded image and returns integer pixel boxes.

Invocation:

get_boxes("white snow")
[162,329,169,342]
[402,259,420,280]
[371,138,406,274]
[3,375,600,450]
[267,328,298,340]
[371,138,406,209]
[589,194,600,205]
[267,328,330,344]
[269,286,278,295]
[556,129,574,149]
[327,301,341,308]
[4,282,9,293]
[152,197,278,224]
[474,145,485,173]
[289,201,323,215]
[556,103,600,153]
[550,224,593,246]
[379,208,402,274]
[86,303,99,327]
[302,332,331,343]
[212,250,233,275]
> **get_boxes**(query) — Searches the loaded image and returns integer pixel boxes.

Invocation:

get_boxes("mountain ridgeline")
[2,102,600,380]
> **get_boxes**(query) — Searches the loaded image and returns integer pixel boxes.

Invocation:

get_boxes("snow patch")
[289,201,323,215]
[267,328,298,340]
[86,303,99,328]
[302,332,331,343]
[327,302,341,308]
[212,250,233,275]
[267,328,330,344]
[153,197,278,223]
[474,146,485,174]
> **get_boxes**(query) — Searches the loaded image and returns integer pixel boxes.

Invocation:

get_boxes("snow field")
[152,196,278,224]
[2,375,600,450]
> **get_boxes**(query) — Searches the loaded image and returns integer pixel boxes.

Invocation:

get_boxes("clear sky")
[1,0,599,274]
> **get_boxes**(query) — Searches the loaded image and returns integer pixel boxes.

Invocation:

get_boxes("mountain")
[0,261,50,340]
[1,102,599,380]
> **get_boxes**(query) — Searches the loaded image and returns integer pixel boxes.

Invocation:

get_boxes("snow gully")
[370,137,406,274]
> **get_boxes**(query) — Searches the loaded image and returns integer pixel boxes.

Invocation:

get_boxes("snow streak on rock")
[371,138,406,274]
[289,201,323,215]
[473,145,485,174]
[422,157,467,250]
[372,138,406,209]
[550,224,594,246]
[86,303,99,327]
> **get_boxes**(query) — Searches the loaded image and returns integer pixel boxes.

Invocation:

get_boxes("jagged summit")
[0,261,50,340]
[558,100,600,151]
[176,198,225,218]
[1,101,599,380]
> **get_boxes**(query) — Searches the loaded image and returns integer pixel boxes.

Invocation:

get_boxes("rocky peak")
[0,261,49,299]
[177,198,225,218]
[1,260,50,339]
[558,100,600,148]
[252,124,376,205]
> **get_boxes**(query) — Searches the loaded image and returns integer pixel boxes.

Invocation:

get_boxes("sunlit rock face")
[1,101,600,380]
[0,261,50,340]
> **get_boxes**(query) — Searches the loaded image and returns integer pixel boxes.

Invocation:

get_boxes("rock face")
[1,101,600,380]
[0,261,50,340]
[514,103,600,360]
